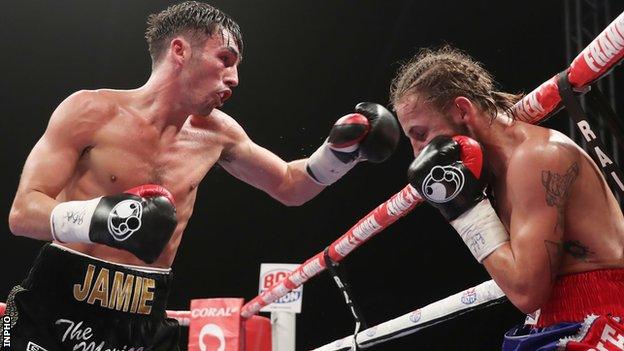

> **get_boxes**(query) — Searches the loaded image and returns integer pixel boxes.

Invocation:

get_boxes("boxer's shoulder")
[53,89,120,125]
[189,108,239,132]
[46,90,121,148]
[510,128,579,169]
[185,109,248,160]
[70,89,119,112]
[504,130,580,199]
[190,108,248,146]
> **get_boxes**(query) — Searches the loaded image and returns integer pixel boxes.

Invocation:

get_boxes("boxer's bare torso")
[56,89,236,267]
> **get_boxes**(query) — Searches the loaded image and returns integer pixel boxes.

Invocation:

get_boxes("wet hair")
[145,1,243,67]
[390,45,522,120]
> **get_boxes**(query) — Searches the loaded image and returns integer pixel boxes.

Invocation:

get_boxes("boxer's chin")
[198,104,216,117]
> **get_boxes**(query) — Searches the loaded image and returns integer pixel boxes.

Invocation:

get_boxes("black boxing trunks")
[2,243,179,351]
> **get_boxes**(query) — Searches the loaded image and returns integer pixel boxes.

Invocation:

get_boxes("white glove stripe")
[50,197,101,243]
[306,140,358,185]
[450,198,509,263]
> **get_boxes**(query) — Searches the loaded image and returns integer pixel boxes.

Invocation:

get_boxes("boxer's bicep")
[10,92,102,238]
[222,137,287,187]
[218,115,286,186]
[486,169,559,309]
[218,116,322,205]
[19,92,99,196]
[509,202,561,288]
[509,171,563,281]
[511,145,578,274]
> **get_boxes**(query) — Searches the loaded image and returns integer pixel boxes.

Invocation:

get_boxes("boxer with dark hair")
[5,2,399,350]
[394,46,624,350]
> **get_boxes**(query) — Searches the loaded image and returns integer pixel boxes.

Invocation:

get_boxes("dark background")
[2,1,623,350]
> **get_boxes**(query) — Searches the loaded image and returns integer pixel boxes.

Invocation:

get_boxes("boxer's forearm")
[9,190,58,240]
[482,243,553,313]
[277,159,325,205]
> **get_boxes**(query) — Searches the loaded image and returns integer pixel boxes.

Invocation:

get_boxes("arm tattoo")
[562,240,594,260]
[541,162,579,207]
[541,162,579,232]
[544,240,562,282]
[544,240,594,279]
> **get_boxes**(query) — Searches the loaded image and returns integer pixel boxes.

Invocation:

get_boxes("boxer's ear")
[452,96,475,124]
[170,37,191,67]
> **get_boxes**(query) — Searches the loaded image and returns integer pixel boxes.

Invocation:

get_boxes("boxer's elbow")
[272,182,314,207]
[282,199,306,207]
[488,256,553,313]
[506,283,551,314]
[8,205,27,236]
[274,192,307,207]
[8,196,39,237]
[512,295,543,314]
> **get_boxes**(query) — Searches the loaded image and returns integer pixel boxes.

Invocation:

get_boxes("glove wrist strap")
[50,198,101,243]
[450,198,509,263]
[306,140,358,185]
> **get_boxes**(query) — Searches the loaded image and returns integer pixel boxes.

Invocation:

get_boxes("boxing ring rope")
[164,309,191,327]
[511,10,624,123]
[312,280,506,351]
[241,184,424,318]
[1,10,623,351]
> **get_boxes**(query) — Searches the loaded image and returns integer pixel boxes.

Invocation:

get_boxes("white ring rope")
[311,280,507,351]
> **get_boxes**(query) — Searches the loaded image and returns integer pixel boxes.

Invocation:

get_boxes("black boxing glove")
[407,135,508,262]
[50,184,177,263]
[306,102,400,185]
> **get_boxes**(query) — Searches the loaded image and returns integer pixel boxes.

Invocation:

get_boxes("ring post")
[257,263,303,351]
[271,311,296,351]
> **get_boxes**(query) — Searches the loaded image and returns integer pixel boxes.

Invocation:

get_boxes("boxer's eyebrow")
[225,46,241,64]
[408,126,428,140]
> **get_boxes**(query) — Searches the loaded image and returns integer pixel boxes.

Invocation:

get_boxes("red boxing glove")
[306,102,400,185]
[407,135,508,263]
